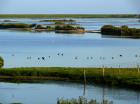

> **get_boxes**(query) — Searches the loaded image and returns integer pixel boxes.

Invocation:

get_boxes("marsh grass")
[57,96,113,104]
[0,67,140,89]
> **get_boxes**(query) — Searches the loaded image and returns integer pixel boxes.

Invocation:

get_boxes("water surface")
[0,18,140,68]
[0,82,140,104]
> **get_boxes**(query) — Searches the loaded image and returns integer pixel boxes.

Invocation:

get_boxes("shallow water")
[0,18,140,68]
[0,82,140,104]
[0,18,140,104]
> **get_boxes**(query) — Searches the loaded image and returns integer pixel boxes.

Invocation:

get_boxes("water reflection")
[0,82,140,104]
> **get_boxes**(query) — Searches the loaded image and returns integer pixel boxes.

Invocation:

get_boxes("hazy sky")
[0,0,140,14]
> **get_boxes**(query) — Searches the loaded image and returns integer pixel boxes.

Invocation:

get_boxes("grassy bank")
[0,14,139,18]
[0,67,140,89]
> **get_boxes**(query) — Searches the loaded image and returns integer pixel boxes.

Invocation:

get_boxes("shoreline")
[0,67,140,90]
[0,14,139,18]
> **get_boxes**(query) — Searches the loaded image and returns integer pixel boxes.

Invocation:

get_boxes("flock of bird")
[11,53,140,61]
[13,53,126,61]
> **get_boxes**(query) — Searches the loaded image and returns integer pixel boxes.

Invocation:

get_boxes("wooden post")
[103,65,105,77]
[118,65,120,75]
[137,64,139,73]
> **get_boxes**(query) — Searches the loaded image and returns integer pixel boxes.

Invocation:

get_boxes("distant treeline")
[0,14,139,18]
[101,25,140,38]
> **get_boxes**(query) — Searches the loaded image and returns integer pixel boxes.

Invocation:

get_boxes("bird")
[12,54,15,56]
[75,56,78,60]
[27,56,31,60]
[90,57,93,60]
[120,55,123,57]
[42,57,45,60]
[135,54,138,58]
[87,57,89,60]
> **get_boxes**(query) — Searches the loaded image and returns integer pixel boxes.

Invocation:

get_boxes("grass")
[0,14,139,18]
[0,67,140,89]
[57,96,113,104]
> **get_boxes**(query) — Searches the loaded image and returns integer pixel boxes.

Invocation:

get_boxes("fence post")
[118,65,120,75]
[137,64,139,73]
[103,65,105,77]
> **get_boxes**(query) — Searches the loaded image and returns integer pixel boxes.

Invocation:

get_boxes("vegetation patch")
[57,96,113,104]
[0,67,140,89]
[0,23,84,33]
[0,23,34,29]
[0,57,4,68]
[101,25,140,38]
[55,25,85,33]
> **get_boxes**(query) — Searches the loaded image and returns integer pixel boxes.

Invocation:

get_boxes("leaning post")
[137,64,139,73]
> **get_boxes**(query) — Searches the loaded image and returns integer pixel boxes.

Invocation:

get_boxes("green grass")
[0,67,140,89]
[0,14,139,18]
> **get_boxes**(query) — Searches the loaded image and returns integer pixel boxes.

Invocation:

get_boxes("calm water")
[0,18,140,104]
[0,18,140,68]
[0,82,140,104]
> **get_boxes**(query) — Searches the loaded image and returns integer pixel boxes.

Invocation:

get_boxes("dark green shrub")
[101,25,140,38]
[101,25,121,35]
[0,56,4,68]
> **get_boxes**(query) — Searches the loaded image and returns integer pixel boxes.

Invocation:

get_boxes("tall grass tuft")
[57,96,113,104]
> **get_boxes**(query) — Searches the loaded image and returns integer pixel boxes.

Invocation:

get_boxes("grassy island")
[0,67,140,90]
[101,25,140,38]
[0,23,85,33]
[0,23,34,29]
[55,25,85,33]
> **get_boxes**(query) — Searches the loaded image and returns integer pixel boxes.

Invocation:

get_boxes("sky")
[0,0,140,14]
